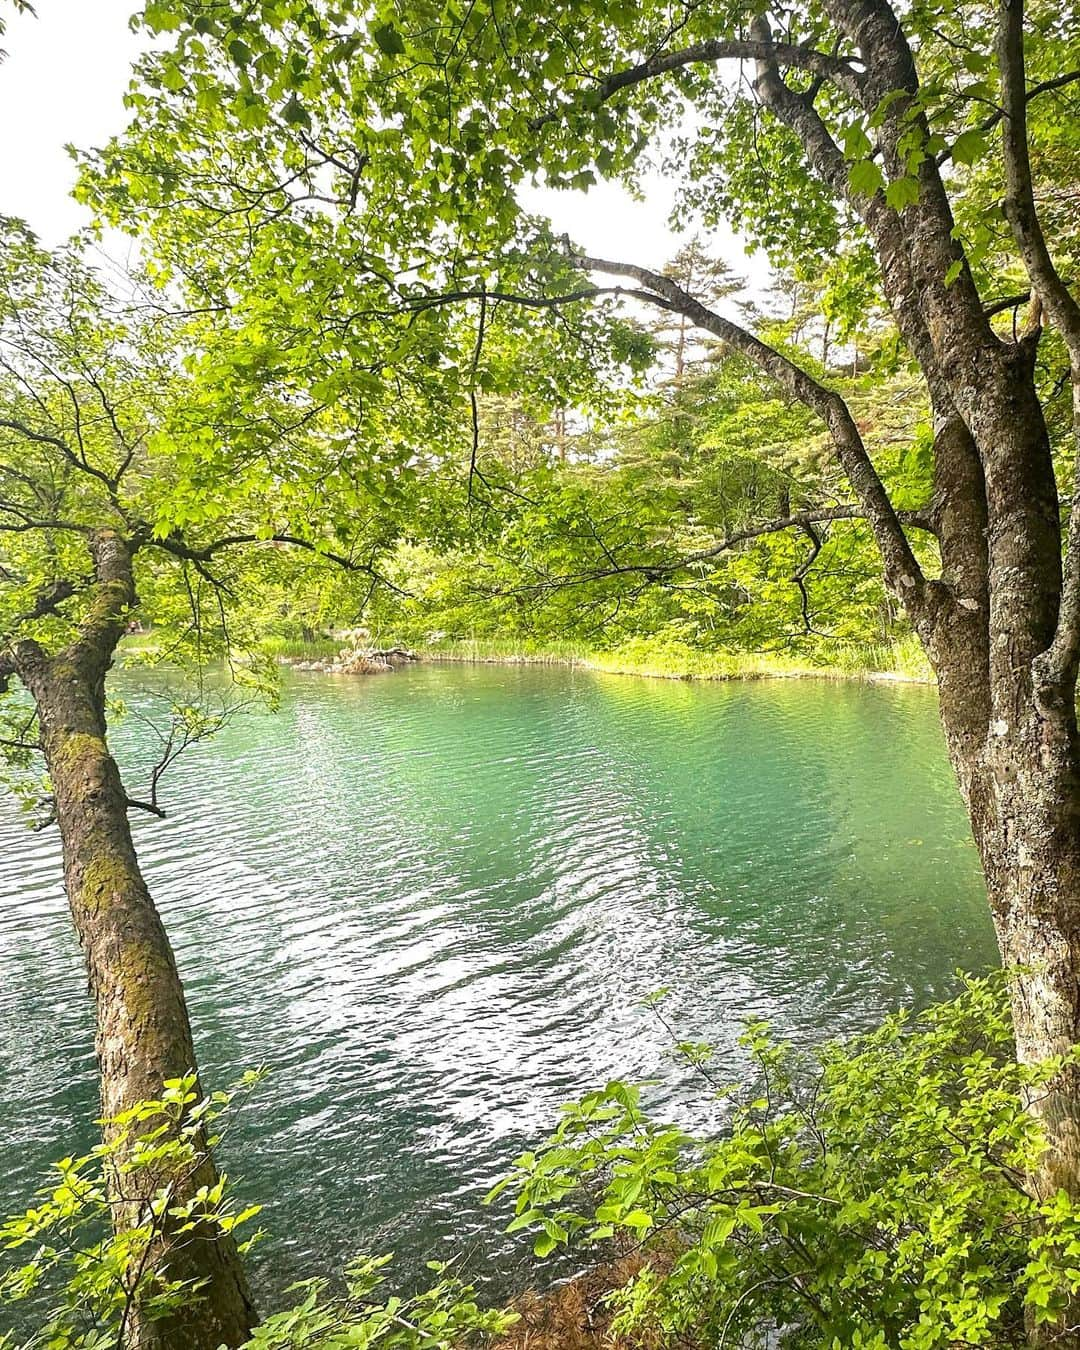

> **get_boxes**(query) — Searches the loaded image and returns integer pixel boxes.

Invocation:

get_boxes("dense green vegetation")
[9,979,1080,1349]
[498,976,1080,1350]
[1,0,1080,1344]
[258,324,940,675]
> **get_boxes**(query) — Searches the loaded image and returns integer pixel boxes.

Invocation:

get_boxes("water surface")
[0,665,993,1300]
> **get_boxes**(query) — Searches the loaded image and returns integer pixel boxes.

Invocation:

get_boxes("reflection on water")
[0,664,992,1300]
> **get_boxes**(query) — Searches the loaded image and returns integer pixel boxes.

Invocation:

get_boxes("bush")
[0,1072,265,1348]
[490,975,1080,1350]
[0,1074,515,1350]
[8,978,1080,1350]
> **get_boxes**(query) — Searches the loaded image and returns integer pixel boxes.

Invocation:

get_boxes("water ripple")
[0,665,993,1305]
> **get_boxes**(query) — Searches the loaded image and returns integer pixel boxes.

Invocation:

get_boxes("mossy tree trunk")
[10,532,255,1350]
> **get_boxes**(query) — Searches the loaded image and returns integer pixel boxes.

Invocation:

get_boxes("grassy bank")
[383,632,935,683]
[122,631,934,683]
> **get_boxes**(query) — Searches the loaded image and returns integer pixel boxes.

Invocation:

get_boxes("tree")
[0,226,260,1348]
[84,0,1080,1256]
[652,237,743,381]
[0,204,615,1342]
[0,221,441,1347]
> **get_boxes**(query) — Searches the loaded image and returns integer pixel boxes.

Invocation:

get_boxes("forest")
[1,0,1080,1346]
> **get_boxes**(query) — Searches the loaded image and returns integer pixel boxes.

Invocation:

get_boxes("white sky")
[0,0,768,289]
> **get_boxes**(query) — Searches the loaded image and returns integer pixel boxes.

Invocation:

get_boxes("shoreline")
[124,633,935,687]
[415,649,935,686]
[270,638,936,687]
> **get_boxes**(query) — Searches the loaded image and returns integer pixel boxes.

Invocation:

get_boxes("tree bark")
[980,764,1080,1202]
[13,533,255,1350]
[922,370,1080,1220]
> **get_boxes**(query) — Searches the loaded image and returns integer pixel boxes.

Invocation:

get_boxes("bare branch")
[124,796,167,819]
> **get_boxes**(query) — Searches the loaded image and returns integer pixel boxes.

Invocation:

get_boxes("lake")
[0,663,994,1304]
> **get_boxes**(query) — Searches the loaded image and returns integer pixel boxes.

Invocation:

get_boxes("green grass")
[399,632,935,684]
[118,632,164,656]
[400,635,594,664]
[122,630,934,684]
[258,635,343,661]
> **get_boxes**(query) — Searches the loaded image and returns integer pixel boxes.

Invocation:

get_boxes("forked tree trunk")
[960,716,1080,1203]
[13,534,255,1349]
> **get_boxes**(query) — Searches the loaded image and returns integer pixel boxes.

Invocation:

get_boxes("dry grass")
[492,1253,669,1350]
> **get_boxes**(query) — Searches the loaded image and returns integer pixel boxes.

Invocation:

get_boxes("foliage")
[490,976,1080,1350]
[0,1079,516,1350]
[240,1256,515,1350]
[348,342,934,664]
[71,0,1079,679]
[81,0,1079,346]
[0,1072,266,1348]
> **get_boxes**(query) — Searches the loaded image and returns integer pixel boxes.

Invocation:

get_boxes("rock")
[285,645,418,676]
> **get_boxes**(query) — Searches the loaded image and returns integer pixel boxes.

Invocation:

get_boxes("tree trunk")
[933,611,1080,1203]
[13,533,255,1349]
[981,745,1080,1198]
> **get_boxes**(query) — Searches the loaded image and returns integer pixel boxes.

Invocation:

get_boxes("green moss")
[79,855,133,918]
[52,732,107,770]
[114,938,165,1023]
[77,860,168,1026]
[81,855,130,897]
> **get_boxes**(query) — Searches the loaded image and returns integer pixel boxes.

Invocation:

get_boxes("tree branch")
[999,0,1080,698]
[571,251,928,607]
[483,503,932,599]
[817,0,995,365]
[154,531,410,598]
[528,37,865,132]
[0,414,122,501]
[125,796,167,819]
[4,577,80,633]
[678,505,934,568]
[938,68,1080,161]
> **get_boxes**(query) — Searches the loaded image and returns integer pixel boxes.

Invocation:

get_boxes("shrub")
[0,1074,515,1350]
[9,977,1080,1350]
[489,975,1080,1349]
[0,1072,265,1348]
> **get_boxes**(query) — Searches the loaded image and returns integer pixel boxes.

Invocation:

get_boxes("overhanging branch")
[482,502,933,599]
[528,37,865,132]
[571,252,929,608]
[154,531,411,599]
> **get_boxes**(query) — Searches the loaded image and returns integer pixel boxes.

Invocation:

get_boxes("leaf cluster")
[490,975,1080,1350]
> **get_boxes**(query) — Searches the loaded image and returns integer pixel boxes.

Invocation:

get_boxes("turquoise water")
[0,665,993,1303]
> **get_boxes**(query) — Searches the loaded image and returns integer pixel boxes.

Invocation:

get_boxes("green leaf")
[506,1210,544,1233]
[849,159,885,196]
[951,130,989,167]
[227,39,253,68]
[372,23,406,56]
[842,122,873,159]
[282,96,311,129]
[885,176,920,211]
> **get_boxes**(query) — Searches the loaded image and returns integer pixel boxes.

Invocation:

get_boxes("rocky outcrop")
[291,645,419,675]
